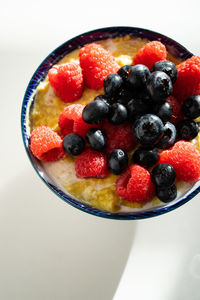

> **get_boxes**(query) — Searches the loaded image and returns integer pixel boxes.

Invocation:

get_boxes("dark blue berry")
[154,102,173,122]
[93,95,110,107]
[151,163,176,187]
[127,98,151,120]
[103,73,123,98]
[156,185,177,203]
[177,120,199,140]
[82,100,109,124]
[152,60,178,84]
[117,65,132,81]
[86,128,106,150]
[133,114,164,145]
[63,133,85,156]
[156,122,176,149]
[116,89,134,105]
[108,103,128,124]
[127,64,150,90]
[108,149,128,175]
[133,147,159,168]
[147,71,173,103]
[182,95,200,119]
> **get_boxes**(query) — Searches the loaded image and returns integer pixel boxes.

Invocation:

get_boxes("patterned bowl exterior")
[21,26,200,220]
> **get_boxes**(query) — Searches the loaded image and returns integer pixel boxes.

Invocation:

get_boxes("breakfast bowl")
[21,26,200,220]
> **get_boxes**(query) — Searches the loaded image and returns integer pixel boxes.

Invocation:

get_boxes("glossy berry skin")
[108,149,128,175]
[117,65,132,81]
[156,122,176,149]
[82,100,109,124]
[127,64,150,90]
[127,98,151,120]
[133,147,159,168]
[93,95,110,107]
[63,133,85,156]
[86,128,106,150]
[151,163,176,187]
[108,103,128,124]
[156,185,177,203]
[116,89,134,105]
[133,114,164,146]
[152,60,178,84]
[154,102,173,123]
[147,71,173,103]
[103,73,123,98]
[177,120,199,140]
[182,95,200,119]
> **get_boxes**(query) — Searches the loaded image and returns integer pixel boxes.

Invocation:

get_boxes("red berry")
[79,43,119,90]
[58,104,100,137]
[116,164,155,202]
[192,83,200,95]
[173,56,200,102]
[48,62,83,103]
[166,95,184,124]
[30,125,65,162]
[75,148,109,178]
[159,141,200,182]
[133,41,167,70]
[103,120,137,153]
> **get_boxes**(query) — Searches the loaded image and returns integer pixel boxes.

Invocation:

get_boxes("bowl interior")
[21,26,200,220]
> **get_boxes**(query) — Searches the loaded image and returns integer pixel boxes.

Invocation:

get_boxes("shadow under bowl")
[21,26,200,220]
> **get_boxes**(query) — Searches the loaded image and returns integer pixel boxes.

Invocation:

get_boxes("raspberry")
[79,43,119,90]
[193,83,200,95]
[166,95,183,124]
[159,141,200,182]
[116,164,155,202]
[173,56,200,102]
[75,148,109,178]
[58,104,100,137]
[133,41,167,70]
[103,120,137,153]
[30,125,65,162]
[48,62,83,103]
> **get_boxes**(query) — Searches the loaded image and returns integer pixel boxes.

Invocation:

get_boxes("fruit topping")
[126,64,150,90]
[62,133,85,156]
[156,185,177,203]
[86,128,106,150]
[182,95,200,119]
[108,103,128,124]
[153,102,173,123]
[30,125,65,162]
[117,65,132,81]
[166,95,183,124]
[151,60,178,83]
[177,120,199,141]
[75,148,108,178]
[82,100,109,124]
[108,149,128,175]
[48,62,83,103]
[155,122,176,149]
[79,43,119,90]
[151,163,176,187]
[103,73,123,98]
[127,98,151,121]
[133,147,159,168]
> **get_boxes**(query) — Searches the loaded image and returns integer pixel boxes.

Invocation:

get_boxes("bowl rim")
[21,26,200,220]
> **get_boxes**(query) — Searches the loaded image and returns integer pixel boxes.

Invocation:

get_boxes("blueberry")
[93,95,111,107]
[156,185,177,203]
[116,89,134,105]
[156,122,176,149]
[127,64,150,90]
[147,71,173,103]
[133,114,164,145]
[154,102,173,122]
[82,100,109,124]
[177,120,199,140]
[152,60,178,84]
[151,163,176,187]
[133,147,159,168]
[117,65,132,81]
[108,103,128,124]
[182,95,200,119]
[63,133,85,156]
[104,73,123,98]
[127,98,151,120]
[108,149,128,175]
[86,128,106,150]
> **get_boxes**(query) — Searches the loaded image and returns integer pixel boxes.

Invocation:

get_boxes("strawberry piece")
[103,120,137,153]
[116,164,155,202]
[159,141,200,182]
[166,95,184,124]
[173,56,200,102]
[48,62,83,103]
[133,41,167,70]
[79,43,119,90]
[30,125,65,162]
[75,148,109,178]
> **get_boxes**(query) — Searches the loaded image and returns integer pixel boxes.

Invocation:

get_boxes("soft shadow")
[0,168,137,300]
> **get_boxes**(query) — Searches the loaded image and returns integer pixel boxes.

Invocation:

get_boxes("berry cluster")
[30,40,200,205]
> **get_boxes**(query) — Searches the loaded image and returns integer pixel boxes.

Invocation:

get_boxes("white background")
[1,0,200,299]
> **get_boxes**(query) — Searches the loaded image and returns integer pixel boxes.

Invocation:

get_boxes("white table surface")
[1,0,200,299]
